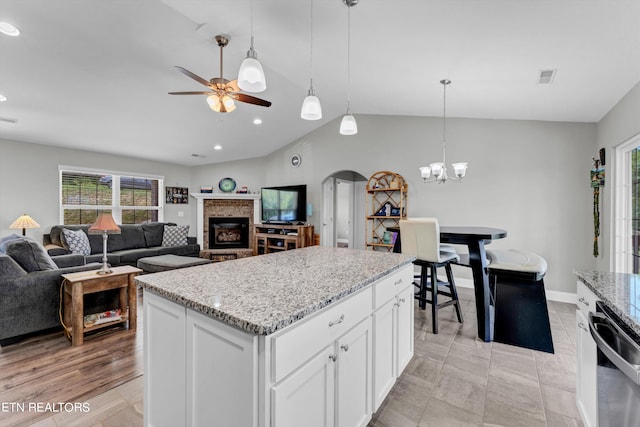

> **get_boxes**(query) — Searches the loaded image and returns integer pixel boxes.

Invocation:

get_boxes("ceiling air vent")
[538,69,557,84]
[0,117,17,124]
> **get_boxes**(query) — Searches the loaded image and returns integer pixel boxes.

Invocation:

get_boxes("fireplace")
[209,217,250,249]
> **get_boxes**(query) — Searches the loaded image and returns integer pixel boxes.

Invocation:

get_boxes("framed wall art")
[166,186,189,204]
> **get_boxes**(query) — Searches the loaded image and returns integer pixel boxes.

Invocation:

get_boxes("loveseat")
[0,222,199,345]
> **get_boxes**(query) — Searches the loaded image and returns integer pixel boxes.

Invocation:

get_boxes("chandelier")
[419,79,468,183]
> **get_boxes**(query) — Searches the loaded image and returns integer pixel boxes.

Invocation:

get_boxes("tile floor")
[29,286,582,427]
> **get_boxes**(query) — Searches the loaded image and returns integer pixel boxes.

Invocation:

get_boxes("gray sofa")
[0,222,200,345]
[43,222,200,266]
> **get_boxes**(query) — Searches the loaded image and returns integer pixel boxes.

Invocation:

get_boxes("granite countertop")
[136,246,415,335]
[574,270,640,337]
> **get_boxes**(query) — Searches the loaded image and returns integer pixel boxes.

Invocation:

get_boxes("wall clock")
[218,177,237,193]
[291,154,302,168]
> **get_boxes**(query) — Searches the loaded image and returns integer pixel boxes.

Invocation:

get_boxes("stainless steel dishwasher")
[589,301,640,427]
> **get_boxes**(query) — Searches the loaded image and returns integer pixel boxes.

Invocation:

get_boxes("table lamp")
[9,214,40,236]
[88,213,121,275]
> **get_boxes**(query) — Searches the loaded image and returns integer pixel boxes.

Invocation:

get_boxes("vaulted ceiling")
[1,0,639,166]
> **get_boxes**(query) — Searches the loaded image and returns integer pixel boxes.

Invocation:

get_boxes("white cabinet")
[271,344,335,427]
[372,269,414,410]
[576,280,598,427]
[144,264,413,427]
[272,317,372,427]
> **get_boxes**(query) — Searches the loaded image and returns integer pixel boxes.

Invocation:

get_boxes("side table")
[61,265,142,346]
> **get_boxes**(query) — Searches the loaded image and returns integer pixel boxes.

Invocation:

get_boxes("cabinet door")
[395,286,414,374]
[186,309,258,427]
[144,292,187,427]
[272,345,336,427]
[576,309,597,427]
[336,318,372,427]
[373,298,395,411]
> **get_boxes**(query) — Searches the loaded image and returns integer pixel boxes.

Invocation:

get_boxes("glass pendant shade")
[452,162,468,178]
[340,114,358,135]
[238,47,266,93]
[301,92,322,120]
[419,166,432,180]
[429,162,444,178]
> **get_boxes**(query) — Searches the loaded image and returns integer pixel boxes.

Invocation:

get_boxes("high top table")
[390,225,507,342]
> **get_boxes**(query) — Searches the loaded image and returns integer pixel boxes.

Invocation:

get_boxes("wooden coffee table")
[61,265,141,346]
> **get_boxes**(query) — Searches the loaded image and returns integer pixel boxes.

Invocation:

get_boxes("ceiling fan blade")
[226,79,240,93]
[168,91,213,95]
[174,66,211,88]
[234,93,272,108]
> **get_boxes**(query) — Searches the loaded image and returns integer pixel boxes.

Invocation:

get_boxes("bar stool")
[400,218,463,334]
[487,249,554,353]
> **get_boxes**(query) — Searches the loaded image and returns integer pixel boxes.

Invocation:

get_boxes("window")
[614,135,640,273]
[60,167,163,225]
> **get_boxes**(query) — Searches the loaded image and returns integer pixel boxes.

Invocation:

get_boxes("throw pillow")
[62,228,91,256]
[0,233,22,254]
[162,225,189,247]
[5,237,59,272]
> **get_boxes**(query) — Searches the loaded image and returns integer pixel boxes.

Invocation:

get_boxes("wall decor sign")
[166,187,189,204]
[591,153,605,257]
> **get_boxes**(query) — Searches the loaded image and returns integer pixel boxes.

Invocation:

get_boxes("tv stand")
[254,224,314,255]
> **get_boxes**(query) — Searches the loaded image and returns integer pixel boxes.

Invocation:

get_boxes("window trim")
[59,165,164,224]
[613,133,640,273]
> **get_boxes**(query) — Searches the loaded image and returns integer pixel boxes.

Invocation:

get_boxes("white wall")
[596,80,640,272]
[257,115,596,295]
[0,138,193,242]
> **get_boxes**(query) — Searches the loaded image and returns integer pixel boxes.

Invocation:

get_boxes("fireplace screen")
[209,217,249,249]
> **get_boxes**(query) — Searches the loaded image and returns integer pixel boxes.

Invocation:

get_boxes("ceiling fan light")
[207,94,220,110]
[221,95,236,112]
[301,94,322,120]
[238,51,266,93]
[340,114,358,135]
[452,162,468,178]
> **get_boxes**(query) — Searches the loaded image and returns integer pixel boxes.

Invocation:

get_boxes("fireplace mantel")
[191,193,261,248]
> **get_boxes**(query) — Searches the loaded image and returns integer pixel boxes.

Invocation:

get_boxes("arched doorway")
[321,170,367,248]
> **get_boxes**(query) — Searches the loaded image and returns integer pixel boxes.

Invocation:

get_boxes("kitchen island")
[137,246,415,427]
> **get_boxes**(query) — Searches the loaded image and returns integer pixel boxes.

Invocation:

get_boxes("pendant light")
[419,79,468,183]
[339,0,358,135]
[237,0,266,93]
[301,0,322,120]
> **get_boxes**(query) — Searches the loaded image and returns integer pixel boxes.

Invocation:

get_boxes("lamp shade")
[10,214,40,231]
[429,162,444,178]
[207,94,236,113]
[452,162,468,178]
[419,166,432,180]
[237,54,266,93]
[88,214,121,235]
[301,94,322,120]
[339,114,358,135]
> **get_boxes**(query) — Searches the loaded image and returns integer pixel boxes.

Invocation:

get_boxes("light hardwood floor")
[4,287,582,427]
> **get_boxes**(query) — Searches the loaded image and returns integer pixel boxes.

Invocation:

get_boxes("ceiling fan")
[169,34,272,113]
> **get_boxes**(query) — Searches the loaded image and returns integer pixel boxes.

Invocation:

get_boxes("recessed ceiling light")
[0,94,6,102]
[0,22,20,37]
[253,118,262,125]
[214,145,222,151]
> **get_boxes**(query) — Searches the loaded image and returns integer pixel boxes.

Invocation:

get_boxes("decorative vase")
[382,231,392,244]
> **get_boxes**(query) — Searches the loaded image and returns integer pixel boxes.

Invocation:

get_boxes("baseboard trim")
[449,277,577,304]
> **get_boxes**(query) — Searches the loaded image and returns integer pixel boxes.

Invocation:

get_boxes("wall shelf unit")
[365,171,407,252]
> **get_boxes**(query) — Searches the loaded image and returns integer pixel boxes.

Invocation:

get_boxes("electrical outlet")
[178,211,184,217]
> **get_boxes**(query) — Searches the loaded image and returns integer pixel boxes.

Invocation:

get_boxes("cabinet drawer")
[576,280,599,315]
[272,287,372,383]
[374,266,413,310]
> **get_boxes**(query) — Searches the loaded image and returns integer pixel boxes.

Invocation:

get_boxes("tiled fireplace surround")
[191,193,261,259]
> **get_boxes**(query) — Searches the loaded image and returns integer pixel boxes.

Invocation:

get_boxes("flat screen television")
[261,185,307,224]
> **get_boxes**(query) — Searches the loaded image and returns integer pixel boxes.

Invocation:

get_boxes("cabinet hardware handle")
[578,297,589,306]
[341,344,349,352]
[398,297,406,304]
[329,354,337,362]
[329,314,344,327]
[394,279,403,286]
[578,322,588,332]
